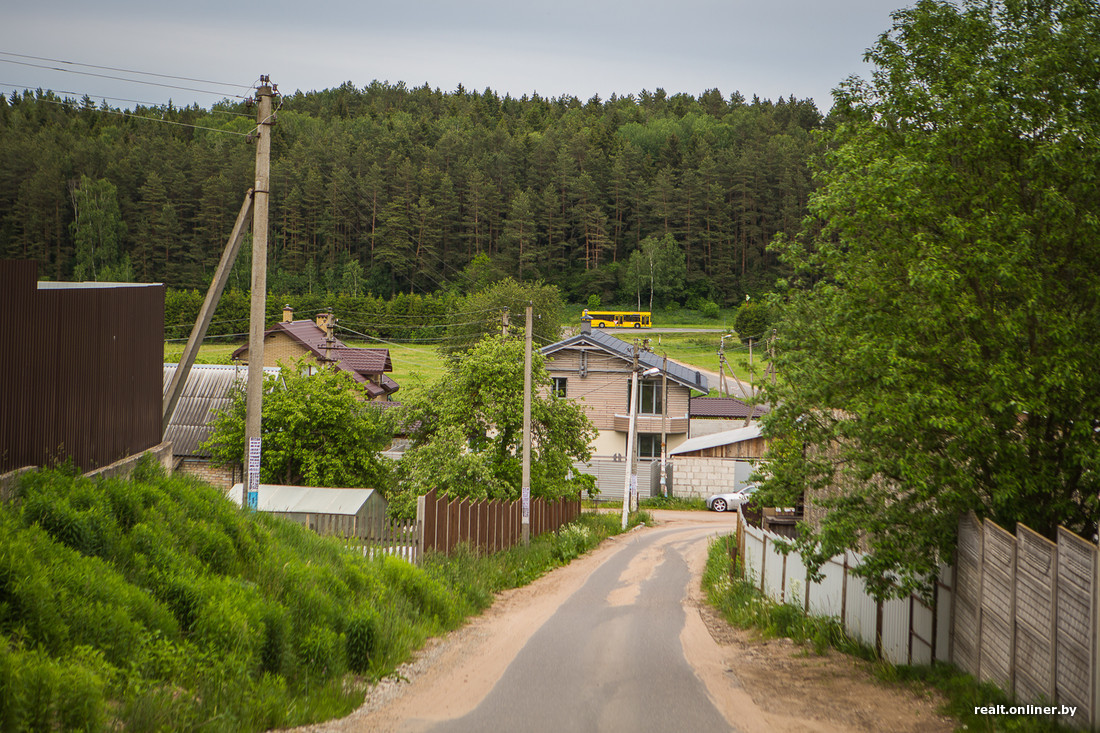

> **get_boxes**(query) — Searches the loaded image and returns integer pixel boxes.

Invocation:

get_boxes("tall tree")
[760,0,1100,600]
[69,175,131,282]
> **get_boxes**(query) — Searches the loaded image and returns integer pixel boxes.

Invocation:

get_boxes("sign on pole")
[247,437,260,510]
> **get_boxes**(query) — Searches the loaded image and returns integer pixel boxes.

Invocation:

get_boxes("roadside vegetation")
[0,458,646,732]
[702,535,1075,733]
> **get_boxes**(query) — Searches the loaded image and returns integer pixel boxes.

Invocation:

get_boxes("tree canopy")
[203,360,394,490]
[760,0,1100,600]
[0,84,819,305]
[392,335,596,519]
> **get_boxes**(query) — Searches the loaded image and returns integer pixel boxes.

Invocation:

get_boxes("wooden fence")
[416,489,582,556]
[350,519,421,565]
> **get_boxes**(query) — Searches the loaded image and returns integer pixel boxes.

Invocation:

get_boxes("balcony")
[612,413,689,434]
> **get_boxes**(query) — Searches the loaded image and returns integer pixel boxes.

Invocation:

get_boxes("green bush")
[345,608,379,674]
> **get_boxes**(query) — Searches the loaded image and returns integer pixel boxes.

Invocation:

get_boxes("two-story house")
[540,324,708,497]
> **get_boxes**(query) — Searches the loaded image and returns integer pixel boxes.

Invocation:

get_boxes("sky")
[2,0,908,114]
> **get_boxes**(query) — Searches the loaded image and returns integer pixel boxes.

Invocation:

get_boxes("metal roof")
[227,483,382,515]
[162,363,279,456]
[540,329,709,392]
[690,396,770,418]
[670,424,763,456]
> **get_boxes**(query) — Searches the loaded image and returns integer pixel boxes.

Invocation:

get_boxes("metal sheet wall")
[1,261,163,473]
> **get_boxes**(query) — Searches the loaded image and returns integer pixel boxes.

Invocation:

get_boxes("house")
[540,324,708,499]
[227,483,387,539]
[162,363,280,488]
[231,306,399,401]
[668,424,768,500]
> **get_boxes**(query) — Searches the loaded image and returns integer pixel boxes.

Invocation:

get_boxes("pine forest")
[0,81,823,306]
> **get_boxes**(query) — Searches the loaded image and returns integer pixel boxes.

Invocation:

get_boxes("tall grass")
[702,535,1078,732]
[0,460,644,732]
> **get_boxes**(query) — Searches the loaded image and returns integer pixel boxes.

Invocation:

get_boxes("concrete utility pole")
[243,77,275,508]
[659,353,669,498]
[502,307,510,338]
[521,303,533,545]
[621,341,639,529]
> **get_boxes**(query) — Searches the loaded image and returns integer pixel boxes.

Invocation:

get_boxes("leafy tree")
[202,359,394,490]
[734,300,768,343]
[69,175,132,282]
[444,277,565,355]
[760,0,1100,600]
[393,335,596,518]
[622,234,686,311]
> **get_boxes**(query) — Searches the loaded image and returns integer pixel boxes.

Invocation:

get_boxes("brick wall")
[671,456,758,499]
[176,457,238,489]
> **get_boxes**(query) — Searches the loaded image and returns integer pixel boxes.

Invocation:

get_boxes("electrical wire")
[21,94,252,136]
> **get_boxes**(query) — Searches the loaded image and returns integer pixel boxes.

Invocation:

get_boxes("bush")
[734,301,769,343]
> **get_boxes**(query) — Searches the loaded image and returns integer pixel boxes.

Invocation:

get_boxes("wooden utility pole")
[502,307,510,338]
[162,190,254,433]
[243,77,275,508]
[521,303,533,545]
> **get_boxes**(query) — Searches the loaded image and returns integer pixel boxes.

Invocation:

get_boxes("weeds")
[702,535,1080,732]
[0,461,645,732]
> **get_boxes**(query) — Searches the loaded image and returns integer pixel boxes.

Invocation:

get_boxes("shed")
[668,425,768,500]
[228,483,387,538]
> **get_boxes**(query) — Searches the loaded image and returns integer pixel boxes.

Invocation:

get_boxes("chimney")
[581,320,592,335]
[282,304,294,323]
[316,308,335,339]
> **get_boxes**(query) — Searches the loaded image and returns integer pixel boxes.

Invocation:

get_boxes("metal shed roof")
[670,424,763,456]
[227,483,382,515]
[162,363,279,456]
[540,329,709,392]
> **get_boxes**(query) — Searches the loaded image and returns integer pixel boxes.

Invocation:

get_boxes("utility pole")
[621,341,639,529]
[659,353,669,498]
[502,307,510,338]
[243,76,275,509]
[521,303,533,545]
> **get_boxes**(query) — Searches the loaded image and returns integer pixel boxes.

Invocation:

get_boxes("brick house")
[231,307,398,401]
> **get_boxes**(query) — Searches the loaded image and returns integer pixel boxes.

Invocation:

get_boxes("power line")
[23,94,252,136]
[0,52,253,99]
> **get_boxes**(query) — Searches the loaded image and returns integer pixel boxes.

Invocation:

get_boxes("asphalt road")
[427,521,738,733]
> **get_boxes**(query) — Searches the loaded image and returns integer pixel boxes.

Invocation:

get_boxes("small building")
[668,424,768,500]
[228,483,387,539]
[541,325,708,499]
[231,307,398,401]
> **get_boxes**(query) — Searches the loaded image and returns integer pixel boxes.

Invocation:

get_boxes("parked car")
[705,485,758,512]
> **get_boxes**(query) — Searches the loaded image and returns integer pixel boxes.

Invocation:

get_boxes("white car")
[705,485,758,512]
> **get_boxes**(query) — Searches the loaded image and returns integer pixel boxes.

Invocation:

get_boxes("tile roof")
[540,328,709,392]
[690,396,770,419]
[231,320,395,390]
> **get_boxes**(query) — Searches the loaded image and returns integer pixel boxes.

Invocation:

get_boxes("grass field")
[163,321,769,396]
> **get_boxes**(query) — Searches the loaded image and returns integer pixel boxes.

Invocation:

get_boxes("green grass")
[0,461,647,732]
[702,535,1079,733]
[163,341,241,365]
[639,495,707,511]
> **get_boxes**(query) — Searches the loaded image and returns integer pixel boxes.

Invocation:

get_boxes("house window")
[630,381,662,415]
[638,434,661,458]
[552,377,568,398]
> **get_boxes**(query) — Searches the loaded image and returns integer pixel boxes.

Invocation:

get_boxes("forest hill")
[0,83,819,306]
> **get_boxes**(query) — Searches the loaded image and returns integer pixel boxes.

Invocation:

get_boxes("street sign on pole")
[247,437,260,510]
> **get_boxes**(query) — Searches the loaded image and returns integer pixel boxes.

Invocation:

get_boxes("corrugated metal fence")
[1,261,164,473]
[736,509,1100,728]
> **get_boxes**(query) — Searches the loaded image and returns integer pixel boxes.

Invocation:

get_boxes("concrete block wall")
[671,457,747,500]
[175,458,238,489]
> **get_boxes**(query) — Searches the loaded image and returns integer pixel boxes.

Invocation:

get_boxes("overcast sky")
[3,1,907,114]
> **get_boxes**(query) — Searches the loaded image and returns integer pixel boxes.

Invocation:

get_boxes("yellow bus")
[582,310,652,328]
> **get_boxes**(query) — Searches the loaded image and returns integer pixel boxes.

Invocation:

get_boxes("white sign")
[247,437,261,509]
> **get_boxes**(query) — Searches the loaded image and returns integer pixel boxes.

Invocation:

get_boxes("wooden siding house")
[541,325,708,498]
[231,307,398,401]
